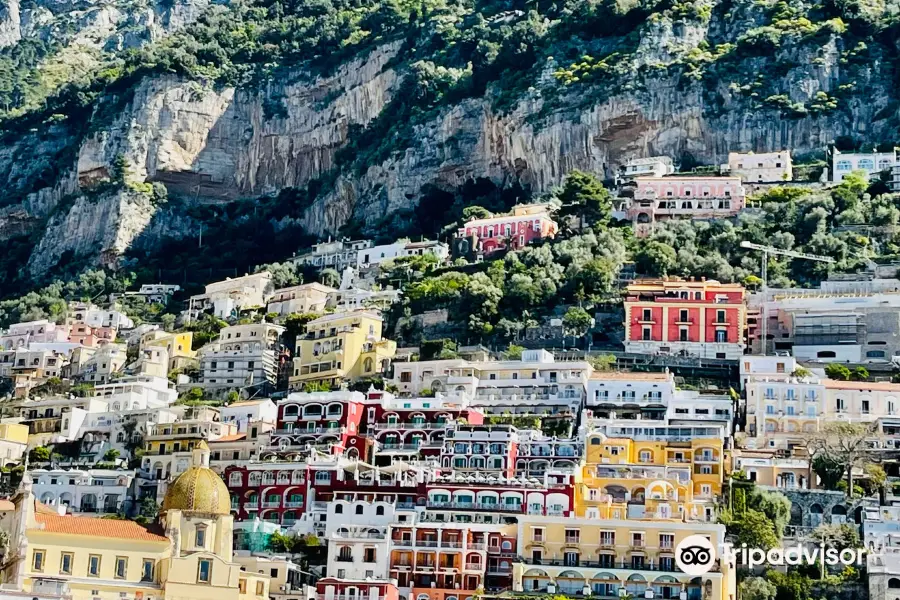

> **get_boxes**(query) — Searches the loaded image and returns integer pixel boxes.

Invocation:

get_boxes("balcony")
[519,556,719,573]
[465,562,483,571]
[284,501,304,508]
[262,501,281,508]
[564,537,580,545]
[372,421,450,430]
[427,501,522,512]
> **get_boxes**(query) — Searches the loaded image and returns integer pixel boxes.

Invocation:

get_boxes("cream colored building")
[512,514,735,600]
[746,376,900,448]
[266,283,334,316]
[725,150,792,182]
[190,273,274,320]
[0,423,28,464]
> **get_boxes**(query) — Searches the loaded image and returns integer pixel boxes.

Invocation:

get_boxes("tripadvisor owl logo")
[675,535,717,576]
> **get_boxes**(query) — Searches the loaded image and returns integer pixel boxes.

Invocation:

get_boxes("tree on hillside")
[633,240,677,276]
[562,306,593,346]
[557,171,611,229]
[319,268,340,287]
[807,422,878,491]
[739,577,777,600]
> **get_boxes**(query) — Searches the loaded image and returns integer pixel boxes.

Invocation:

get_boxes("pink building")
[628,176,746,236]
[68,323,116,347]
[457,204,557,256]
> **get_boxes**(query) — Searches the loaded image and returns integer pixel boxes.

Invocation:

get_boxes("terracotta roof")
[590,371,672,381]
[823,379,900,392]
[212,433,247,442]
[32,513,169,542]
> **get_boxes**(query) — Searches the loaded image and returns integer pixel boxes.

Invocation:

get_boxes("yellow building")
[2,442,269,600]
[576,431,725,523]
[289,310,396,389]
[0,422,29,465]
[141,331,198,372]
[513,514,735,600]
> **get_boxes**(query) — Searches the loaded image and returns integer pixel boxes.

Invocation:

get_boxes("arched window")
[335,504,343,514]
[283,405,299,417]
[376,506,385,516]
[836,160,852,171]
[356,505,364,515]
[364,357,374,372]
[857,158,875,170]
[229,472,243,486]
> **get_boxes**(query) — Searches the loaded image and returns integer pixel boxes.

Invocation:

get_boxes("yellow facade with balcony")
[575,433,725,523]
[290,311,396,389]
[513,515,734,600]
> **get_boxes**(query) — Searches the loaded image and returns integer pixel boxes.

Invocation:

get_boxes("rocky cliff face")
[0,0,898,279]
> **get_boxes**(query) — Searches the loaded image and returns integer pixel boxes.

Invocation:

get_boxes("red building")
[225,462,309,526]
[456,204,558,256]
[270,391,367,457]
[316,578,399,600]
[623,278,746,360]
[362,391,484,465]
[425,473,575,517]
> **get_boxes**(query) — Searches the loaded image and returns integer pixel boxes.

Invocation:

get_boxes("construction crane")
[739,241,836,356]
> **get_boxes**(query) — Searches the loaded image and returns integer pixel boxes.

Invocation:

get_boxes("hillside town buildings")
[455,204,558,257]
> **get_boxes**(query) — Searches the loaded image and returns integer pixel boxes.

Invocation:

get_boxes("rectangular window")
[196,526,206,548]
[115,557,127,579]
[364,548,376,563]
[715,330,727,343]
[32,550,45,572]
[642,327,651,341]
[198,559,212,583]
[532,528,544,542]
[239,579,247,593]
[142,559,155,582]
[642,309,652,321]
[679,309,688,322]
[60,552,73,575]
[256,581,265,595]
[88,555,101,577]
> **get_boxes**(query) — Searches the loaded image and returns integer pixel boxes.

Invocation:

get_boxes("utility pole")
[739,241,835,355]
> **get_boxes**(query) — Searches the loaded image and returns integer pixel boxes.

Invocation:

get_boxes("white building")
[31,468,134,514]
[68,303,134,331]
[198,323,285,392]
[290,239,373,271]
[190,272,274,319]
[724,150,792,183]
[267,283,335,316]
[357,239,450,268]
[832,149,897,182]
[327,267,401,312]
[326,521,391,579]
[617,157,675,182]
[739,355,798,390]
[388,350,591,415]
[0,320,69,350]
[89,375,177,409]
[135,283,180,303]
[220,399,278,432]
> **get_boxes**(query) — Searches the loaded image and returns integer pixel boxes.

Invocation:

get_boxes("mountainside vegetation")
[2,0,900,330]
